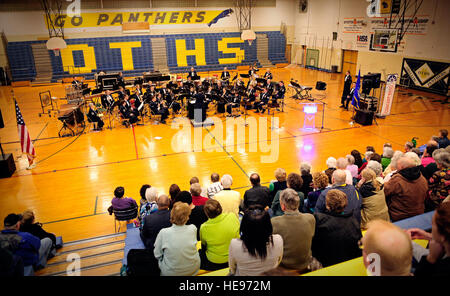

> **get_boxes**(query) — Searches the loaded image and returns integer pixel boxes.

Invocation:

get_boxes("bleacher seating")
[7,31,288,82]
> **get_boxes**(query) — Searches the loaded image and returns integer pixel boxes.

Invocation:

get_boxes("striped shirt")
[207,182,223,198]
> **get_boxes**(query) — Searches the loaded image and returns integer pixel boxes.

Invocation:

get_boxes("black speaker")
[0,153,16,178]
[316,81,327,90]
[355,109,374,126]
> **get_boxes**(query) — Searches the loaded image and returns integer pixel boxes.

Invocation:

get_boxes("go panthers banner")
[46,10,225,28]
[401,58,450,95]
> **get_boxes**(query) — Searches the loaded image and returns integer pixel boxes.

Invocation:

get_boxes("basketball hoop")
[46,37,67,57]
[241,30,256,46]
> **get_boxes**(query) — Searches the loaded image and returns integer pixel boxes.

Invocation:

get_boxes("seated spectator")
[190,183,208,206]
[300,162,314,197]
[0,247,23,276]
[346,154,358,179]
[425,149,450,211]
[383,151,404,182]
[404,141,414,153]
[356,168,389,229]
[311,190,362,267]
[421,148,445,181]
[0,214,52,271]
[111,186,138,211]
[437,129,449,149]
[213,174,241,218]
[269,168,288,205]
[381,146,394,171]
[315,170,362,223]
[336,157,353,185]
[351,150,363,168]
[243,173,270,210]
[324,157,337,184]
[421,141,438,167]
[206,173,223,199]
[362,146,375,163]
[173,191,207,240]
[409,202,450,276]
[272,189,315,273]
[139,187,158,229]
[304,172,329,214]
[140,195,171,250]
[272,173,304,217]
[154,202,200,276]
[362,220,412,276]
[366,160,385,185]
[168,184,180,209]
[190,176,207,197]
[384,156,428,222]
[138,184,151,211]
[228,206,283,276]
[405,151,422,167]
[20,210,58,254]
[358,151,373,174]
[199,200,240,271]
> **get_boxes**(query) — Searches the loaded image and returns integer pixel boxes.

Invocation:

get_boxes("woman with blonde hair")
[153,202,200,276]
[20,210,58,252]
[357,168,390,229]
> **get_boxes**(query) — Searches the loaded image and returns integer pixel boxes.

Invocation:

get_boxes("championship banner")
[45,10,224,28]
[380,74,397,117]
[400,58,450,95]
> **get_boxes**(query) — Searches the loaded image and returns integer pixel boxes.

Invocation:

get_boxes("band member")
[149,94,169,124]
[221,67,231,81]
[87,103,104,130]
[187,67,198,80]
[272,81,286,106]
[345,82,356,110]
[143,84,156,103]
[119,95,139,125]
[340,70,352,109]
[167,76,177,90]
[72,77,82,89]
[264,69,273,80]
[255,88,270,113]
[117,85,130,100]
[226,91,241,116]
[131,85,144,111]
[244,84,256,110]
[101,89,115,110]
[248,64,258,77]
[117,72,125,88]
[217,87,228,114]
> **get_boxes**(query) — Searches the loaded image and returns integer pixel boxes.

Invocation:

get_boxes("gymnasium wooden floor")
[0,66,448,242]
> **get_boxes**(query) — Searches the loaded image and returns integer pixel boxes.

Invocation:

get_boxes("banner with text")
[380,74,398,116]
[400,58,450,95]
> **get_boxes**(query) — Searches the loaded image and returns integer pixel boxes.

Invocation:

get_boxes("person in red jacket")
[190,183,208,206]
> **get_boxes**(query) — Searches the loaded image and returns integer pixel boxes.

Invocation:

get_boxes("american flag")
[15,100,35,165]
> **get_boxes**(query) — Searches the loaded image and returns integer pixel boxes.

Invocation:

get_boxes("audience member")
[421,148,442,180]
[0,214,52,271]
[269,168,288,204]
[168,184,180,209]
[19,210,58,254]
[437,129,449,149]
[304,172,329,214]
[199,200,240,271]
[189,176,207,197]
[300,162,314,197]
[421,141,438,167]
[0,247,23,276]
[206,173,223,199]
[111,186,138,211]
[243,173,270,210]
[362,146,375,163]
[190,183,208,206]
[213,174,241,218]
[425,149,450,211]
[362,220,412,276]
[351,150,363,168]
[140,195,172,250]
[311,190,362,267]
[271,173,304,217]
[410,202,450,276]
[228,206,283,276]
[383,151,404,182]
[315,170,362,222]
[139,184,151,210]
[346,154,358,179]
[358,151,373,174]
[404,141,414,153]
[173,191,207,240]
[336,157,353,185]
[366,160,384,185]
[324,157,337,184]
[272,189,315,273]
[153,202,200,276]
[381,146,394,171]
[139,187,158,229]
[384,156,428,221]
[357,168,389,229]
